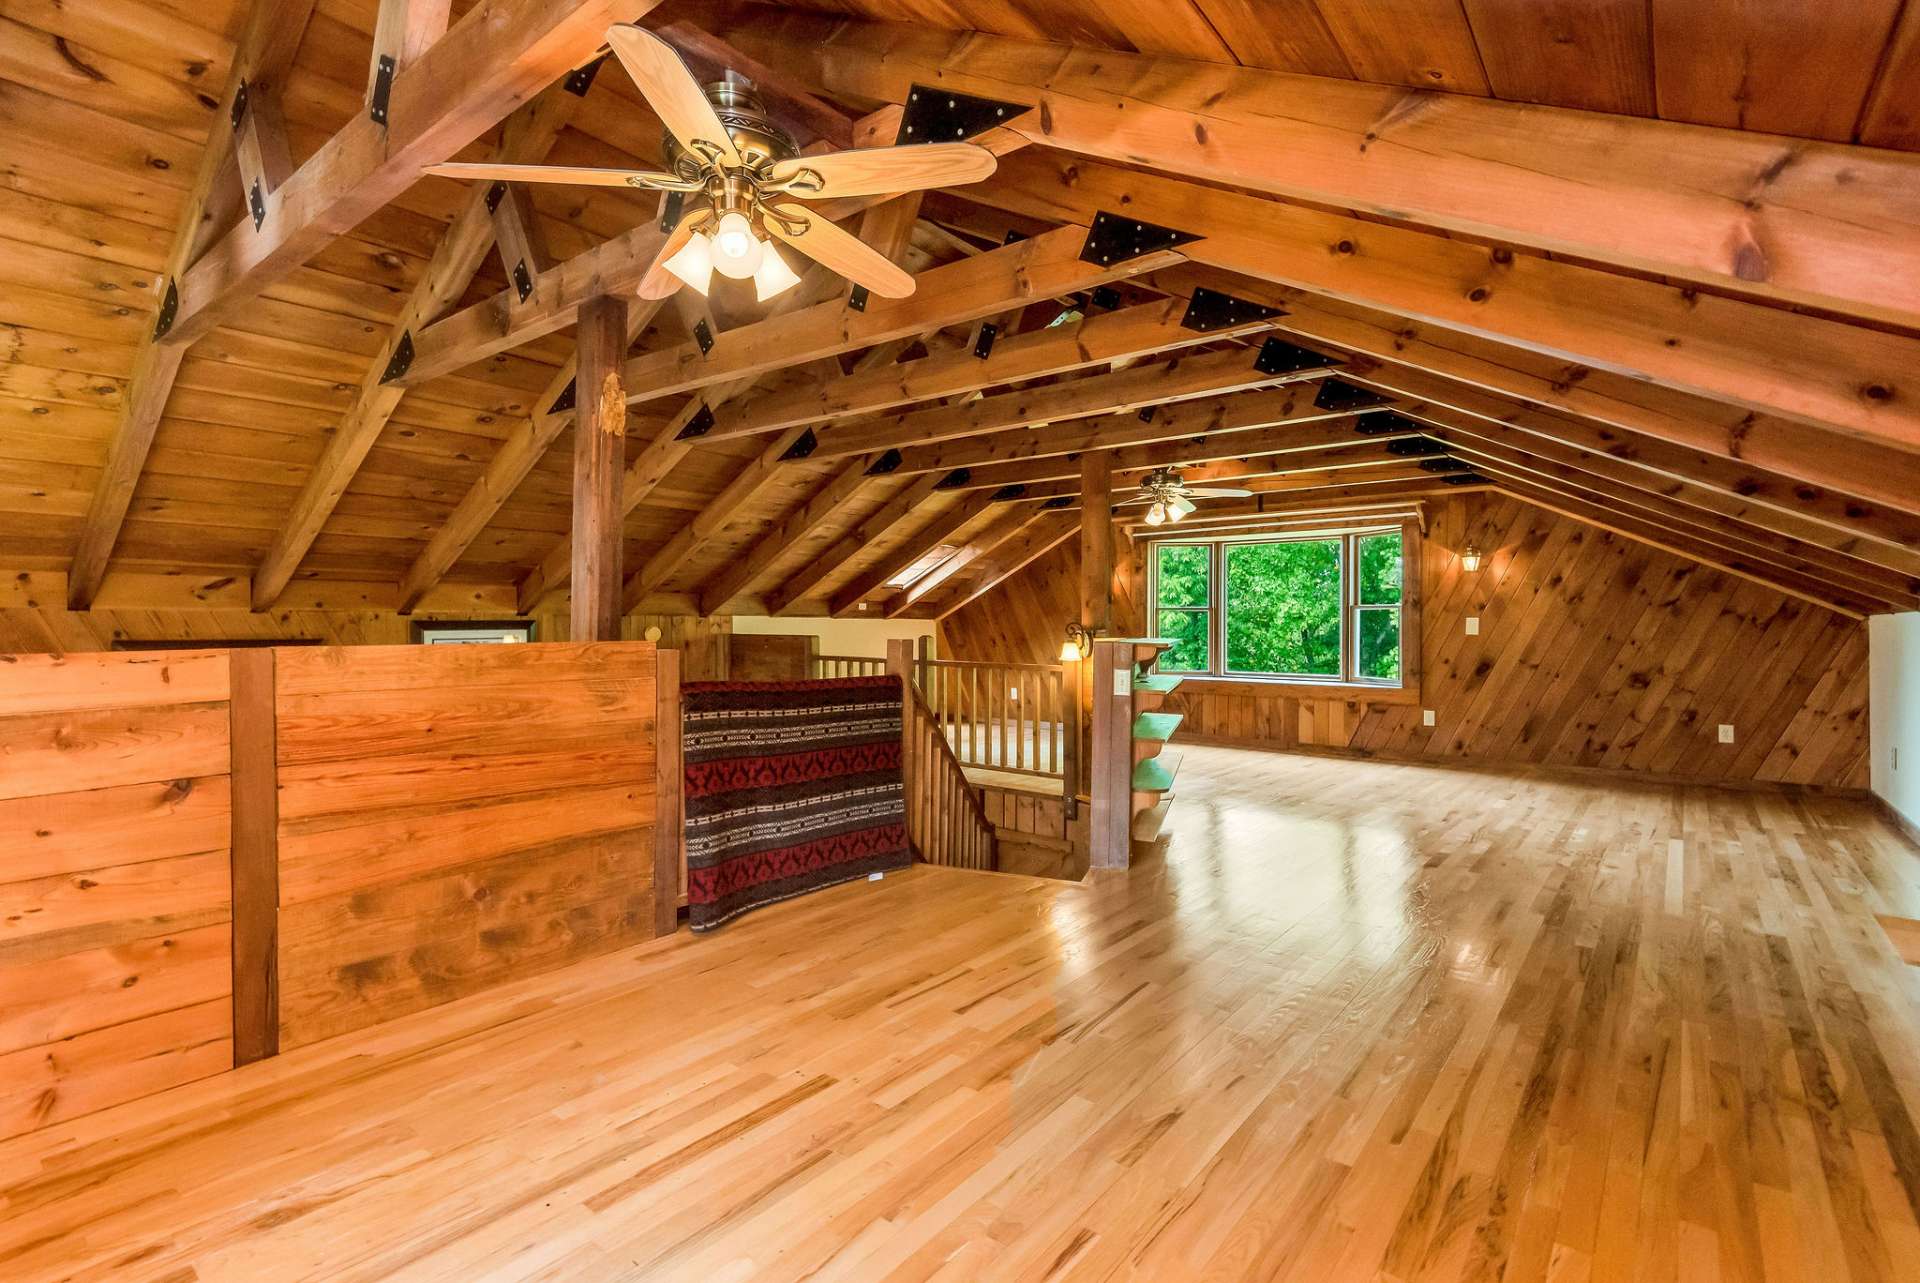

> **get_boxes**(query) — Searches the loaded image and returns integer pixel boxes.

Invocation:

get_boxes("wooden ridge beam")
[700,297,1233,442]
[617,224,1184,408]
[254,85,582,610]
[887,502,1046,618]
[952,420,1408,493]
[731,10,1920,328]
[805,337,1301,460]
[763,472,945,615]
[66,0,318,609]
[832,491,999,617]
[1489,479,1876,619]
[961,150,1920,451]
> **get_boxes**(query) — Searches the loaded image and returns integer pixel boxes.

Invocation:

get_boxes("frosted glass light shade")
[663,231,714,296]
[753,247,802,301]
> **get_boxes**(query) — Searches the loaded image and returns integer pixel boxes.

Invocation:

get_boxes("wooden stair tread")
[1132,750,1182,793]
[1132,711,1182,742]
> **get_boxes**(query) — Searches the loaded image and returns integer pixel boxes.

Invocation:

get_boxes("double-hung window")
[1150,527,1409,688]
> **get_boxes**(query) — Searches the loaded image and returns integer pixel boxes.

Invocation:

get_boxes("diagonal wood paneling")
[941,494,1870,788]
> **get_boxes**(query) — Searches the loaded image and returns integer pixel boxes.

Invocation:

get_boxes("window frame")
[1146,521,1419,696]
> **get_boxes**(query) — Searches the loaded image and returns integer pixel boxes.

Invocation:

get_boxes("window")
[1150,527,1408,687]
[411,620,536,644]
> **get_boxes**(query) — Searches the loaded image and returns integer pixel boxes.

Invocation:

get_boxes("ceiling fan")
[1118,468,1254,526]
[424,26,999,304]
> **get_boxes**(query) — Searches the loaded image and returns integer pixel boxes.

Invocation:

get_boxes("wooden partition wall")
[0,642,677,1138]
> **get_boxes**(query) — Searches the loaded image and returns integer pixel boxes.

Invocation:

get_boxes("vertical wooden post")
[1088,638,1132,869]
[228,647,280,1065]
[887,639,917,858]
[571,294,628,641]
[652,645,683,935]
[1081,450,1113,635]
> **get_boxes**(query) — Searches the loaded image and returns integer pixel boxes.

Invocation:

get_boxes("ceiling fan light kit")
[422,27,1002,307]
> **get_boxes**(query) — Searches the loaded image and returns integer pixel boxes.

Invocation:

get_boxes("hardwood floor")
[4,746,1920,1281]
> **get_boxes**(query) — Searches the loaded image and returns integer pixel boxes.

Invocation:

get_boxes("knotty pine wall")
[941,494,1872,789]
[0,651,236,1140]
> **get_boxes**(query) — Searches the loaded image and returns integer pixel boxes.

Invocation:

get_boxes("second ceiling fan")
[425,26,999,304]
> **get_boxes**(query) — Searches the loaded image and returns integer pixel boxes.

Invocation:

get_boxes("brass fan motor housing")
[662,79,801,177]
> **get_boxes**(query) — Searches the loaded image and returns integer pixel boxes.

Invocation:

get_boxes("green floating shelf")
[1132,711,1182,743]
[1132,754,1178,793]
[1133,672,1183,695]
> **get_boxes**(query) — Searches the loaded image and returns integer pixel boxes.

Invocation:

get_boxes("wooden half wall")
[941,493,1872,789]
[0,641,677,1138]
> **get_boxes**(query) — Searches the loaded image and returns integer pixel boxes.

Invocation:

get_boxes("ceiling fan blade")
[637,209,711,301]
[1184,487,1255,498]
[606,26,740,166]
[764,206,915,299]
[765,143,998,200]
[423,162,680,189]
[1170,495,1197,516]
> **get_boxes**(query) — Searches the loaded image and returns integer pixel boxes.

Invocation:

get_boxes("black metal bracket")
[934,468,972,491]
[485,182,508,215]
[691,318,714,357]
[658,190,683,233]
[548,379,577,416]
[972,323,997,360]
[991,484,1029,501]
[1313,379,1394,413]
[1386,436,1447,457]
[895,85,1030,144]
[369,55,396,126]
[1253,337,1336,376]
[152,279,179,340]
[248,181,266,231]
[564,52,608,98]
[779,428,819,462]
[847,285,869,313]
[511,260,534,303]
[1181,287,1282,334]
[380,331,415,383]
[229,80,249,132]
[1443,472,1490,486]
[1079,210,1203,268]
[1089,285,1121,311]
[866,448,903,476]
[1137,405,1157,423]
[1353,410,1422,436]
[676,404,715,440]
[1419,456,1473,473]
[1041,495,1075,510]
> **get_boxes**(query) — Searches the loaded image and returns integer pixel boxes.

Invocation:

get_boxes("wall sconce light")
[1461,544,1483,573]
[1060,622,1092,662]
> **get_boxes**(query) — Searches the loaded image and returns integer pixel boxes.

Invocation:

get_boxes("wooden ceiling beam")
[763,472,945,616]
[958,151,1920,450]
[697,454,878,615]
[912,510,1085,622]
[730,10,1920,329]
[831,492,1000,617]
[254,85,583,610]
[65,0,318,609]
[886,502,1048,618]
[807,340,1307,461]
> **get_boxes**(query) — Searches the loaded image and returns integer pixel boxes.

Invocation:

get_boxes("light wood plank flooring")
[4,745,1920,1281]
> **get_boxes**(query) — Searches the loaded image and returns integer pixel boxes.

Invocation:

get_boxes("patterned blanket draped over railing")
[682,675,913,931]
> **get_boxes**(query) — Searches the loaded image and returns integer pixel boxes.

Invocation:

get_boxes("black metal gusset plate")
[895,85,1031,144]
[1443,472,1491,485]
[1181,287,1283,334]
[486,182,508,215]
[934,468,972,491]
[512,260,534,303]
[1088,285,1121,311]
[692,318,715,356]
[973,323,998,359]
[1253,337,1337,376]
[847,285,870,313]
[1041,496,1075,510]
[676,404,716,440]
[379,331,414,383]
[230,80,250,132]
[548,379,577,416]
[564,52,608,98]
[248,181,266,231]
[152,279,179,340]
[1419,456,1473,472]
[369,55,395,126]
[658,190,683,233]
[1079,210,1203,268]
[866,449,904,476]
[1313,379,1394,413]
[1353,410,1422,436]
[991,484,1028,501]
[1386,436,1447,457]
[779,428,819,461]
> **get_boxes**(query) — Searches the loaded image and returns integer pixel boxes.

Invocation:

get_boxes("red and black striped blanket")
[681,675,912,931]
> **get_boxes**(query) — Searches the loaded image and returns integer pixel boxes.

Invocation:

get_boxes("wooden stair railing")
[888,642,997,871]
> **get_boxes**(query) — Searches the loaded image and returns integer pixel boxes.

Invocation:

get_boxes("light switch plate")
[1465,616,1480,636]
[1114,670,1130,697]
[1423,709,1436,727]
[1718,724,1735,744]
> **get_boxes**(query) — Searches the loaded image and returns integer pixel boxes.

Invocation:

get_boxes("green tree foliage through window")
[1225,540,1341,676]
[1154,544,1210,671]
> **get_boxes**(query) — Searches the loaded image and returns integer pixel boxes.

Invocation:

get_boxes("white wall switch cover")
[1423,709,1436,727]
[1718,724,1735,743]
[1465,617,1480,636]
[1114,670,1131,696]
[868,872,884,882]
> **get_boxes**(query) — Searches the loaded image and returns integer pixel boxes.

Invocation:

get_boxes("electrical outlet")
[1718,724,1735,744]
[1422,709,1436,727]
[1009,686,1019,700]
[1465,616,1480,636]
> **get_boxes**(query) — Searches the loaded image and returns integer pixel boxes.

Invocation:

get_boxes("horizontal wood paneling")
[0,650,232,1139]
[944,494,1871,788]
[272,643,663,1049]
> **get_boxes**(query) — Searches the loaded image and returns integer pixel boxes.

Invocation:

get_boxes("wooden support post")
[227,648,279,1065]
[571,294,628,641]
[1082,450,1113,635]
[1088,638,1132,870]
[652,645,683,935]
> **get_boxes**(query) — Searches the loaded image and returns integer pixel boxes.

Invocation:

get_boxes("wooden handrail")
[888,644,997,870]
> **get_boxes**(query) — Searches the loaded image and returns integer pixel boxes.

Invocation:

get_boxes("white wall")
[729,615,937,660]
[1870,612,1920,829]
